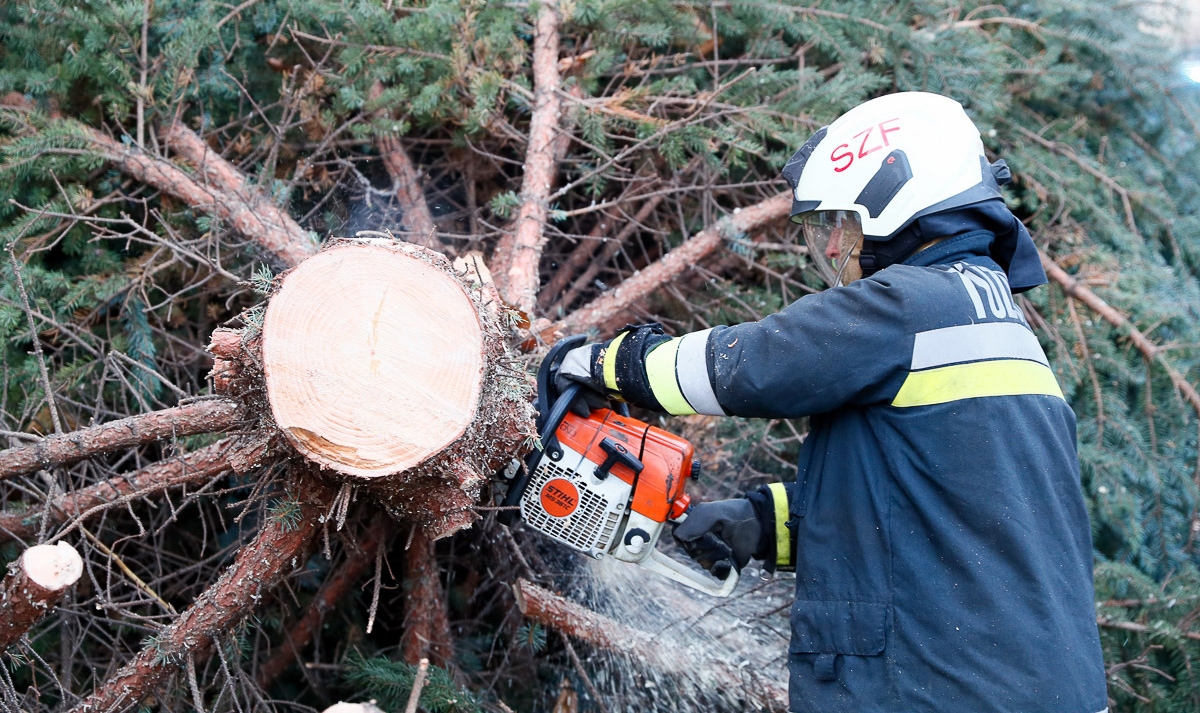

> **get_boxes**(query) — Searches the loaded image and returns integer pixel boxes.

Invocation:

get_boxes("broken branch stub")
[216,240,533,538]
[0,542,83,650]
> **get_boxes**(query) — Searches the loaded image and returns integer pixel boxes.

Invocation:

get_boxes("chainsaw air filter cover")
[520,409,694,559]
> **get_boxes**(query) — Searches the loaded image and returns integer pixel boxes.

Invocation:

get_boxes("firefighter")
[554,92,1108,712]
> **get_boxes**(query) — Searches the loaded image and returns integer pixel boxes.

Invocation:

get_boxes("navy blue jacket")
[695,232,1107,712]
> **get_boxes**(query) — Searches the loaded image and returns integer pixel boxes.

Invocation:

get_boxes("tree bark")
[70,475,334,713]
[492,0,563,315]
[402,526,452,665]
[0,400,244,481]
[564,192,792,331]
[162,123,318,267]
[0,542,83,651]
[558,194,668,312]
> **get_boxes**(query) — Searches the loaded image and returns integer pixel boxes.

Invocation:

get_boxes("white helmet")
[782,92,1012,279]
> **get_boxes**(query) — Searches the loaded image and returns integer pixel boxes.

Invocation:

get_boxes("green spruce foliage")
[4,0,1200,710]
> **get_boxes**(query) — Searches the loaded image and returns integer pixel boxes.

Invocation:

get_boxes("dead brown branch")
[492,0,564,314]
[69,475,335,713]
[559,194,668,312]
[0,400,244,481]
[565,191,792,331]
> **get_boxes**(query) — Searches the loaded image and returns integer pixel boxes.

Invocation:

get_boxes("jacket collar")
[902,230,1003,272]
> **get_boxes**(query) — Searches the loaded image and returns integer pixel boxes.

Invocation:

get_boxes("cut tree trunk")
[213,239,533,539]
[0,542,83,650]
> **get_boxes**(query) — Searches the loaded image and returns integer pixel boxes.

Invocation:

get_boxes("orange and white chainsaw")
[501,335,737,597]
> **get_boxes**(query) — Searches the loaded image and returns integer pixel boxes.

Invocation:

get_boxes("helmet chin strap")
[857,230,927,277]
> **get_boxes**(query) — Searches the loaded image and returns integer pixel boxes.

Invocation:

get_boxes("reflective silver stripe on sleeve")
[676,329,726,416]
[911,322,1049,370]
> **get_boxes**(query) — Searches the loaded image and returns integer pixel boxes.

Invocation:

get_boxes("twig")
[1041,253,1200,419]
[215,0,263,29]
[7,242,62,434]
[559,193,668,310]
[404,658,429,713]
[137,0,152,148]
[366,528,384,635]
[68,476,335,713]
[256,519,389,688]
[560,633,610,713]
[79,526,177,615]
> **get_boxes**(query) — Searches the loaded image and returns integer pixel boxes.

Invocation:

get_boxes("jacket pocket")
[788,599,887,655]
[787,599,890,709]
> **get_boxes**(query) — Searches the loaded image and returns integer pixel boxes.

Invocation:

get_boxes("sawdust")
[560,553,793,712]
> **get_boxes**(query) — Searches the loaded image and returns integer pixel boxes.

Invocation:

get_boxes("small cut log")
[0,542,84,650]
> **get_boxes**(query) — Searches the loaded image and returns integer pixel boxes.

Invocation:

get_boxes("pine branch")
[369,82,440,249]
[0,438,255,545]
[564,191,792,331]
[160,123,318,267]
[377,134,439,248]
[1041,252,1200,419]
[0,400,244,481]
[256,517,390,688]
[492,0,564,314]
[0,542,82,651]
[69,475,335,713]
[401,526,451,665]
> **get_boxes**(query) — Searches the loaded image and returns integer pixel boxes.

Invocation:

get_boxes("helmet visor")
[800,211,864,287]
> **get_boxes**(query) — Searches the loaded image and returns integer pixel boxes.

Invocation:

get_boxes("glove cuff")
[597,323,671,410]
[746,483,796,573]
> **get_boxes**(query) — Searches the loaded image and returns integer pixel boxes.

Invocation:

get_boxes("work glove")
[552,342,609,416]
[672,498,762,579]
[553,324,672,415]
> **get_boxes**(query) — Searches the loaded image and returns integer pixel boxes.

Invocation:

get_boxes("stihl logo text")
[540,478,580,518]
[831,118,901,173]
